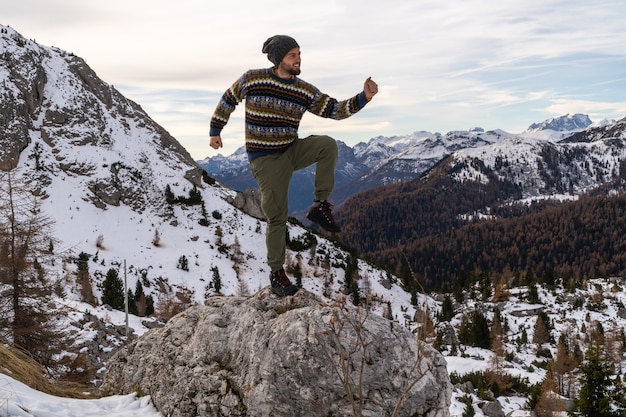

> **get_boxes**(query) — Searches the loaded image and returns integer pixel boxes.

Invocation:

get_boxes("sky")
[3,0,626,159]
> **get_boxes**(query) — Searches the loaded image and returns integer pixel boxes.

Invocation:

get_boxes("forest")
[337,156,626,292]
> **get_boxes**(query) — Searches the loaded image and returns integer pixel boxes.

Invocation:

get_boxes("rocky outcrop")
[1,23,202,211]
[229,187,265,220]
[101,289,451,417]
[0,29,44,171]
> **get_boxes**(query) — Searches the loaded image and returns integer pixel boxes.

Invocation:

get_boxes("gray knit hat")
[262,35,299,67]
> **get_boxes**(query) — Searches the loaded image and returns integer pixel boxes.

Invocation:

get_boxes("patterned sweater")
[210,68,369,160]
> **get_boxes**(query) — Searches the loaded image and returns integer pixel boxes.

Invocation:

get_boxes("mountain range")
[197,113,615,222]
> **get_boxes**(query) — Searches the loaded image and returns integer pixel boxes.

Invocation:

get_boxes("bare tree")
[0,171,58,360]
[322,296,430,417]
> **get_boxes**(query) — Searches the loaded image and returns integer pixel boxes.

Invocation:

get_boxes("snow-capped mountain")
[526,113,592,133]
[332,128,512,204]
[449,116,626,199]
[198,114,601,221]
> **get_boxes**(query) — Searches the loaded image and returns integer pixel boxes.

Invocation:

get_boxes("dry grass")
[0,344,94,399]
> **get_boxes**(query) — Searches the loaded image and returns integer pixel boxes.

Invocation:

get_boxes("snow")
[0,374,162,417]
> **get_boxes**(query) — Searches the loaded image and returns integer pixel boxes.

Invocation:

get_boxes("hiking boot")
[270,268,299,297]
[306,201,341,233]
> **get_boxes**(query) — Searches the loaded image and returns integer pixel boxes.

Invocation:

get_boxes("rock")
[480,399,505,417]
[506,411,536,417]
[101,289,451,417]
[229,187,265,220]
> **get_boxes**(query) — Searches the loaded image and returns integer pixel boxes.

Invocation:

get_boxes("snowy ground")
[0,374,161,417]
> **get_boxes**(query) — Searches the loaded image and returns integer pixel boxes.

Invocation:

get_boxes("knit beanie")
[262,35,299,67]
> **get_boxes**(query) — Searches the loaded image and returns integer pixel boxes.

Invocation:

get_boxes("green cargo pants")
[249,135,338,272]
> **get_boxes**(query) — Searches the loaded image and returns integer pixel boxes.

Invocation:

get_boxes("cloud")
[2,0,626,159]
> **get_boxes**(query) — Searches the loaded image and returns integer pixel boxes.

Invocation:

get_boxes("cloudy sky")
[3,0,626,159]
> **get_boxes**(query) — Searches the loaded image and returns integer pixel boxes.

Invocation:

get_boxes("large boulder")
[101,289,451,417]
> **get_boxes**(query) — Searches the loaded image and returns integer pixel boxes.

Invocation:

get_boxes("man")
[209,35,378,297]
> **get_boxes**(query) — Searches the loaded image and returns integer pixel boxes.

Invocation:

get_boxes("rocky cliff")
[101,289,451,417]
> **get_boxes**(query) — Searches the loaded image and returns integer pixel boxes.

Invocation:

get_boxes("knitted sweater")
[210,68,369,160]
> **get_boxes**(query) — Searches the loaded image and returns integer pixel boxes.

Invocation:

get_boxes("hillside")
[336,117,626,291]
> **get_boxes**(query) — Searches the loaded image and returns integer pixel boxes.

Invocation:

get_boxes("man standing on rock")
[209,35,378,297]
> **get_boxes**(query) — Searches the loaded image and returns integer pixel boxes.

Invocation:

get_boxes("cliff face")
[1,24,201,197]
[102,289,452,417]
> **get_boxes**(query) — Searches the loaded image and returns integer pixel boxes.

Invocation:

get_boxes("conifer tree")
[76,251,96,305]
[134,280,148,316]
[492,276,510,302]
[101,268,124,310]
[535,369,566,417]
[533,315,550,347]
[552,333,578,397]
[127,289,137,315]
[210,266,222,295]
[527,282,540,303]
[570,347,625,417]
[438,294,454,322]
[458,308,491,349]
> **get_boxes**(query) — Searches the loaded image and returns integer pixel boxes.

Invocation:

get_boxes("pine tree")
[570,347,625,417]
[458,308,491,349]
[177,255,189,271]
[101,268,124,310]
[134,280,148,316]
[164,184,175,204]
[535,369,566,417]
[552,333,578,397]
[492,276,510,302]
[438,294,454,322]
[533,314,550,346]
[76,251,96,305]
[145,294,155,316]
[527,282,540,303]
[210,266,222,295]
[127,289,137,315]
[460,394,475,417]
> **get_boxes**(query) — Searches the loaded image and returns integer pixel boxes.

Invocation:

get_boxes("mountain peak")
[526,113,592,132]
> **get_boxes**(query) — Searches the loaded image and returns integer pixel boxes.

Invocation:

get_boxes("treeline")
[411,193,626,288]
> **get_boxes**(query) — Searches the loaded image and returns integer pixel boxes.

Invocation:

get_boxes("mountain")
[198,116,597,223]
[198,130,504,221]
[526,113,592,133]
[332,129,510,205]
[198,140,371,220]
[336,116,626,290]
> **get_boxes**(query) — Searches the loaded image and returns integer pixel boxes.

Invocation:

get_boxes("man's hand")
[364,77,378,101]
[210,136,223,150]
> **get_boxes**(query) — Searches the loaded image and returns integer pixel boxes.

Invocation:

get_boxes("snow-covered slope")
[0,374,161,417]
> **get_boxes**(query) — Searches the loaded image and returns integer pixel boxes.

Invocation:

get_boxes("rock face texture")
[101,289,451,417]
[1,25,203,202]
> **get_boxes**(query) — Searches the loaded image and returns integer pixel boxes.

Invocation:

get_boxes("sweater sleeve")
[307,89,369,120]
[209,74,247,136]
